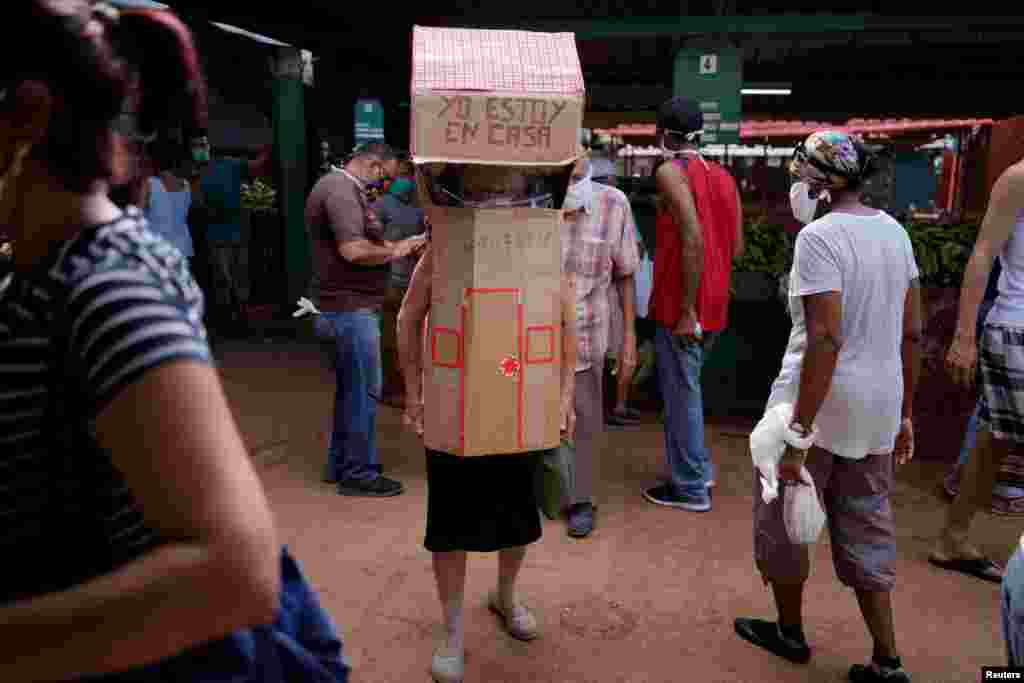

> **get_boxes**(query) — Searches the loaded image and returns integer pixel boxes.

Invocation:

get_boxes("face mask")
[190,138,210,164]
[789,181,830,225]
[563,171,594,212]
[388,176,415,198]
[660,129,702,158]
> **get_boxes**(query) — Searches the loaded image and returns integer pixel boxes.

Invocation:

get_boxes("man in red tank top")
[643,97,744,512]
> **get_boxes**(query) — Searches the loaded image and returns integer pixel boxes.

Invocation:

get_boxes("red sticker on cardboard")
[500,357,521,378]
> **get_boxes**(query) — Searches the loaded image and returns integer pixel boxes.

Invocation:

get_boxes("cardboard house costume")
[410,26,585,456]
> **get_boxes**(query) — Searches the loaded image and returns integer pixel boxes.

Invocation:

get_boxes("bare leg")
[771,581,806,631]
[935,429,1009,559]
[855,590,898,661]
[614,366,631,414]
[432,551,468,655]
[497,546,528,609]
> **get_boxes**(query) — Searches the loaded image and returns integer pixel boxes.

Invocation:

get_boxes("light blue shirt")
[145,177,194,257]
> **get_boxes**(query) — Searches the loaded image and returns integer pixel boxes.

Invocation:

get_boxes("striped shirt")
[0,208,211,603]
[561,183,640,372]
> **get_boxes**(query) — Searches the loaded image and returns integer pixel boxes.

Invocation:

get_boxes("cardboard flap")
[411,26,586,166]
[412,26,584,95]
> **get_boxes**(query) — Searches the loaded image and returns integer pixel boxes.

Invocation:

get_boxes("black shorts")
[424,449,544,553]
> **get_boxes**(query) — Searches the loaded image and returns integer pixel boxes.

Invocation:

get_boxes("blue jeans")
[315,311,382,483]
[958,400,1024,499]
[958,402,980,467]
[655,325,717,500]
[1004,546,1024,666]
[81,548,350,681]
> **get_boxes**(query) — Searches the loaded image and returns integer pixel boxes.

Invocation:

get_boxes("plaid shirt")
[561,183,640,372]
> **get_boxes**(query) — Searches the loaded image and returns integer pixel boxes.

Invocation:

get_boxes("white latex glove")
[292,297,322,318]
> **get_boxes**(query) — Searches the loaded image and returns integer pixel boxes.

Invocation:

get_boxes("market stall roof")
[596,118,995,141]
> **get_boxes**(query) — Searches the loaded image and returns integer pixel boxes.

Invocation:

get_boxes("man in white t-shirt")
[735,132,921,683]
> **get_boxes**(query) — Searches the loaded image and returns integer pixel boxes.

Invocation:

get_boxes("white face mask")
[789,181,830,225]
[563,170,593,212]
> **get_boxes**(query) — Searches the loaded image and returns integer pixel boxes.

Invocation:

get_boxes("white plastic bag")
[749,402,817,504]
[749,403,791,504]
[783,466,827,545]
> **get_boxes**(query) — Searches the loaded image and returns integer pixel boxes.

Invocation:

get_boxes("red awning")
[595,118,994,140]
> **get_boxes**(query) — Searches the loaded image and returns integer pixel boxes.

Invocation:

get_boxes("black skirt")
[424,449,544,553]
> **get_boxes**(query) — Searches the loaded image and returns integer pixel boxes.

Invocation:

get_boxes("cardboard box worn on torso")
[411,26,585,456]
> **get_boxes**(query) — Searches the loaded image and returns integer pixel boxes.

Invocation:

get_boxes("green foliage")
[241,179,277,211]
[905,222,978,287]
[733,213,789,275]
[733,214,979,287]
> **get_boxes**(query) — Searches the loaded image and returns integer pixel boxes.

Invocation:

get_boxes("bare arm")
[792,291,843,430]
[616,275,636,342]
[902,280,923,419]
[1,362,280,680]
[561,273,578,438]
[140,176,152,213]
[954,165,1024,344]
[398,245,433,433]
[733,185,745,261]
[655,161,703,315]
[338,238,405,266]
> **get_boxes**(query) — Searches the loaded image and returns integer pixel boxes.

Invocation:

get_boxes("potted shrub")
[703,214,792,417]
[732,212,789,302]
[240,179,282,323]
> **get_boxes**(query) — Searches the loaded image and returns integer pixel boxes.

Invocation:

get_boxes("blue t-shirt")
[200,158,246,244]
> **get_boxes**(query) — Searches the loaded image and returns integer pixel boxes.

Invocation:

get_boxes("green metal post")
[271,48,310,308]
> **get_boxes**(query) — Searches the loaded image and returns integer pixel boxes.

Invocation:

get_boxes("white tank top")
[987,210,1024,327]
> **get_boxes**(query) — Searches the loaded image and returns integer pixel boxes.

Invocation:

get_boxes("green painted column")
[271,48,310,307]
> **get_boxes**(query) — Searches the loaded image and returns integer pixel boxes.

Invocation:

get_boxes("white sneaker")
[488,592,539,641]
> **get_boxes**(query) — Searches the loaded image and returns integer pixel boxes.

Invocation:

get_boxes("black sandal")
[928,555,1004,583]
[849,659,911,682]
[734,618,811,664]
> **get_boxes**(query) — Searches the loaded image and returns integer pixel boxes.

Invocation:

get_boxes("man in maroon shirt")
[306,142,426,497]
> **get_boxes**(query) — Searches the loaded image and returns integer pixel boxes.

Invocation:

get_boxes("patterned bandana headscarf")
[789,130,868,191]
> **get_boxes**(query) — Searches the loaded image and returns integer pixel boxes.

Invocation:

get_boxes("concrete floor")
[219,340,1015,682]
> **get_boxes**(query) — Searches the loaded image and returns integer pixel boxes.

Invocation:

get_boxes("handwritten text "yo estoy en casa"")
[438,96,570,150]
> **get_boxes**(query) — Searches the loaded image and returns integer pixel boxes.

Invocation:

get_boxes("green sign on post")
[672,48,742,145]
[355,98,385,145]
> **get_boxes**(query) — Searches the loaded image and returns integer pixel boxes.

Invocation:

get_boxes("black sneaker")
[642,483,711,512]
[337,476,404,497]
[734,618,811,664]
[849,657,911,682]
[567,502,596,538]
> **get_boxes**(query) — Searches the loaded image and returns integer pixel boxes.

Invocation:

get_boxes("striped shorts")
[978,324,1024,445]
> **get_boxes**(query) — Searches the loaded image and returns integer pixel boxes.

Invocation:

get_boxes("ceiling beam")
[431,15,1024,40]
